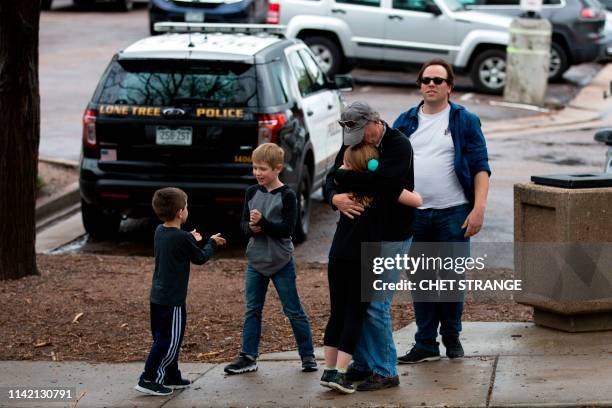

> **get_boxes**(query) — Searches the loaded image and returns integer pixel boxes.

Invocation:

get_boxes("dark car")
[42,0,136,11]
[149,0,269,34]
[79,23,351,242]
[459,0,606,81]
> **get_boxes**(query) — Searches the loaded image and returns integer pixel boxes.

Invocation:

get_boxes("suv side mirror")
[334,75,353,91]
[425,3,442,15]
[595,128,612,146]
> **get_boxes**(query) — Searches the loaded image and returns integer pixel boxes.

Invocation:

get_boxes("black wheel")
[548,42,569,83]
[116,0,133,11]
[303,36,343,78]
[293,171,311,244]
[470,49,506,94]
[41,0,53,11]
[81,199,121,240]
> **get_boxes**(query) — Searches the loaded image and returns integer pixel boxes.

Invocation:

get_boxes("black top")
[150,225,217,306]
[325,124,415,243]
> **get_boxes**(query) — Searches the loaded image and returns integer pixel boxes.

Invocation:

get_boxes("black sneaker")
[356,373,400,392]
[328,371,355,394]
[320,369,337,388]
[301,355,318,372]
[442,336,465,359]
[163,377,192,389]
[397,345,441,364]
[345,366,373,382]
[134,378,173,396]
[224,353,257,375]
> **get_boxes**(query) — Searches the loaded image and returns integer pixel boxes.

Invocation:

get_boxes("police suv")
[79,23,352,242]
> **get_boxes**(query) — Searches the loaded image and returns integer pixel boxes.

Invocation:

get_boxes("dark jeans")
[241,259,314,358]
[324,258,370,355]
[412,203,470,353]
[141,303,186,384]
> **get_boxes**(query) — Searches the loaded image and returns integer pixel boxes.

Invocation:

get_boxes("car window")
[97,60,258,107]
[287,51,315,97]
[260,61,290,105]
[298,49,327,93]
[393,0,437,11]
[335,0,381,7]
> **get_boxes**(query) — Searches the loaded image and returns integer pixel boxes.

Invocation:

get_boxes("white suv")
[271,0,514,93]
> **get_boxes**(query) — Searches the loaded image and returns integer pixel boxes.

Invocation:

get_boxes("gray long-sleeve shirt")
[241,184,296,276]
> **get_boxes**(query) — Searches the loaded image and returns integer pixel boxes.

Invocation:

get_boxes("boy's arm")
[256,189,296,238]
[185,235,217,265]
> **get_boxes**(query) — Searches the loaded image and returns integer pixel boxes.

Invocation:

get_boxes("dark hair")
[417,58,455,87]
[152,187,188,222]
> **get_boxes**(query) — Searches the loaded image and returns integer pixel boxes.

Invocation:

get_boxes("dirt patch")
[0,254,532,363]
[37,161,79,201]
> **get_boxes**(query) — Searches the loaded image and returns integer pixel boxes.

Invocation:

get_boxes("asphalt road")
[39,4,607,263]
[40,4,601,161]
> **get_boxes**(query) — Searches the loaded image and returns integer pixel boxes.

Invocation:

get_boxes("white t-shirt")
[411,105,468,209]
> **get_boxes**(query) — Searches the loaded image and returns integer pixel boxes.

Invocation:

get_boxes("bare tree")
[0,2,41,280]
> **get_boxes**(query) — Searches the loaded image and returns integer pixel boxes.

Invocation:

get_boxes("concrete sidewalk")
[3,322,612,407]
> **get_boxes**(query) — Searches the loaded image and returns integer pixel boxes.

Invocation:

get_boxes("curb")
[36,157,81,230]
[36,181,80,225]
[484,64,612,137]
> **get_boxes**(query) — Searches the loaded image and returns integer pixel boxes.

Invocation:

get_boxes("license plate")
[156,127,193,146]
[185,11,204,22]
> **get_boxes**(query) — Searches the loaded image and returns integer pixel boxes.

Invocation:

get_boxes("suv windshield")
[97,59,258,107]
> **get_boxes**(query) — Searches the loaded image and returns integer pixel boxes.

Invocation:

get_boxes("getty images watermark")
[360,242,522,303]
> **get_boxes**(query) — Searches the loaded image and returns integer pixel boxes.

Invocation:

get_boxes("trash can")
[514,174,612,332]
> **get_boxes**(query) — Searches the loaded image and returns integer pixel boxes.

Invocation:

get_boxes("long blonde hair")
[343,144,379,208]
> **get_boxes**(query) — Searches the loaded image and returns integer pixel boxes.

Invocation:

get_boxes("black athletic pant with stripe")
[141,303,186,384]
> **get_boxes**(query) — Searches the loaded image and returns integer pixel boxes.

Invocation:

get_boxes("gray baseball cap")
[339,101,378,146]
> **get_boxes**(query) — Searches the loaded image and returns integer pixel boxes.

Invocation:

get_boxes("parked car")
[149,0,269,34]
[274,0,517,93]
[79,23,352,242]
[595,128,612,173]
[41,0,138,11]
[458,0,606,81]
[599,0,612,58]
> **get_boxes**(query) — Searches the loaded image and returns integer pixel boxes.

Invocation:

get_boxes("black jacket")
[324,124,415,243]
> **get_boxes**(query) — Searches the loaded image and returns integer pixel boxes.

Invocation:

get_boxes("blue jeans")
[351,238,412,378]
[412,203,471,353]
[241,259,314,359]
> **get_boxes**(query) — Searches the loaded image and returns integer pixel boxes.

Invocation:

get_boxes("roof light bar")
[153,22,287,36]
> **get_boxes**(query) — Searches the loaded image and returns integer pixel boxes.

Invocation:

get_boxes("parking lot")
[40,4,608,263]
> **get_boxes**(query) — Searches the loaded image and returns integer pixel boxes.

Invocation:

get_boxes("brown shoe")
[356,373,400,391]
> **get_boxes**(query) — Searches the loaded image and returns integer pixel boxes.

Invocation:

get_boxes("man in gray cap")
[324,101,415,391]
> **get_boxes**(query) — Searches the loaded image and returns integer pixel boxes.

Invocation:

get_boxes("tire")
[470,49,507,94]
[548,42,569,83]
[81,200,121,240]
[303,36,343,78]
[41,0,53,11]
[293,171,311,244]
[116,0,133,11]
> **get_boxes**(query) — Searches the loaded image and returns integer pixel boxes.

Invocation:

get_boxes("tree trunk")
[0,2,41,280]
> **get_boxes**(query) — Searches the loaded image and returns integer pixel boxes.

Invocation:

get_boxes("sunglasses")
[419,76,449,85]
[338,120,366,129]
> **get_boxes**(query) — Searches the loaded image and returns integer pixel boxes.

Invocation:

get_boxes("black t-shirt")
[150,225,216,306]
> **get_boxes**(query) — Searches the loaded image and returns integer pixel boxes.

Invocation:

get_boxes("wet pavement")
[39,3,603,161]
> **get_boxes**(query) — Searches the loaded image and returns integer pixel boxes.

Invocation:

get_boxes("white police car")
[79,23,352,242]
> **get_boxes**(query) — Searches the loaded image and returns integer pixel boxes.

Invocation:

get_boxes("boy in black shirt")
[135,187,225,396]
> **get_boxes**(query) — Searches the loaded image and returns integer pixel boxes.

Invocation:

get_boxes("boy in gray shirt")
[224,143,316,375]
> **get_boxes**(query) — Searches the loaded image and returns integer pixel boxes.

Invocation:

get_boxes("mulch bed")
[0,254,532,363]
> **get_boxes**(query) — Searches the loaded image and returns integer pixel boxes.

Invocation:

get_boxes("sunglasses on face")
[419,76,449,85]
[338,120,366,129]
